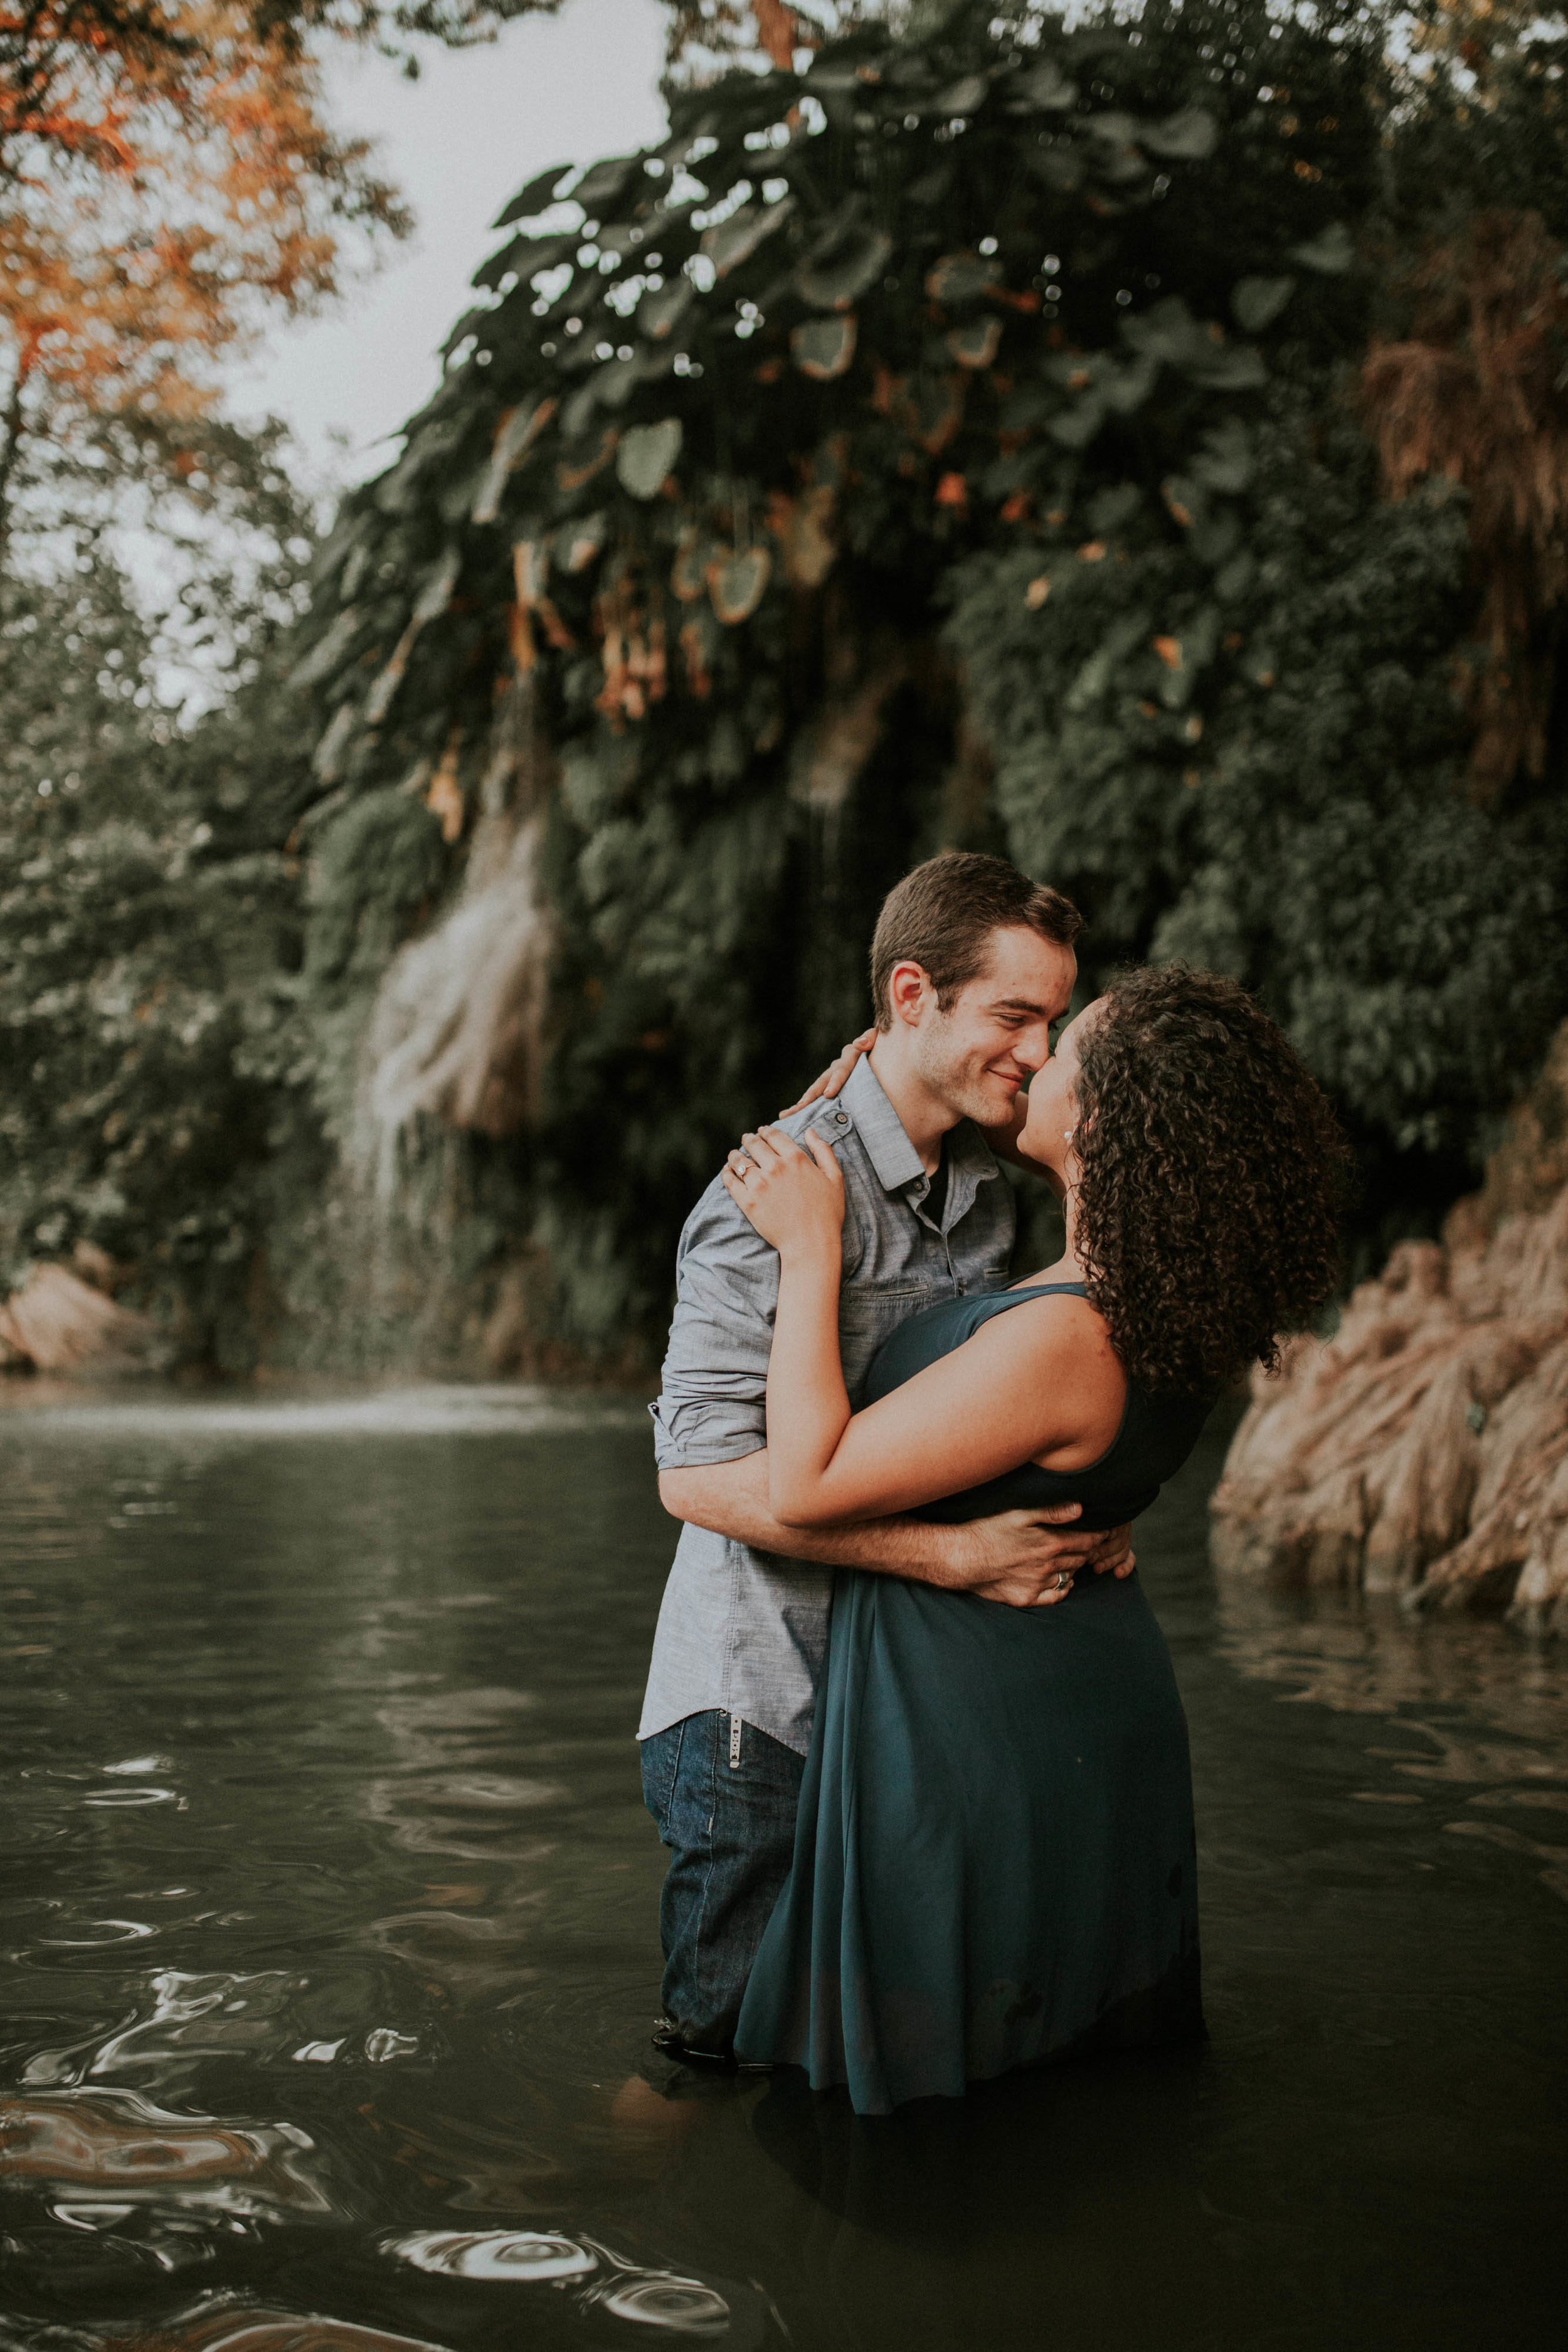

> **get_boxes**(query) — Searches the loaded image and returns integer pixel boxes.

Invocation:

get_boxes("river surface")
[1,1385,1563,2352]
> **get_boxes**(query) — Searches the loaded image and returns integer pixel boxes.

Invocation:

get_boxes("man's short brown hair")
[869,852,1082,1030]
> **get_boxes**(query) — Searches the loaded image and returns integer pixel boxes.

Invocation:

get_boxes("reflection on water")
[1,1389,1563,2351]
[1215,1568,1568,1905]
[73,2302,460,2352]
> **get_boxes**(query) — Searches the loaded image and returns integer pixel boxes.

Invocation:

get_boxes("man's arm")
[650,1135,1130,1606]
[659,1454,1133,1609]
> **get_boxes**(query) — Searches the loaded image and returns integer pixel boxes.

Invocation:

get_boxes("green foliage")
[292,0,1414,1344]
[951,395,1568,1255]
[14,0,1562,1372]
[0,425,327,1368]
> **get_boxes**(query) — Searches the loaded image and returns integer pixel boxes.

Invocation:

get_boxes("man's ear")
[886,960,932,1027]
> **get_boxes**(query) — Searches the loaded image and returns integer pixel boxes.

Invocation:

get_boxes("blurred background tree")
[0,0,578,1367]
[6,0,1568,1375]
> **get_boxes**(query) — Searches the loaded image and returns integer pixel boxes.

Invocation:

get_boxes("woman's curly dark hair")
[1073,965,1348,1395]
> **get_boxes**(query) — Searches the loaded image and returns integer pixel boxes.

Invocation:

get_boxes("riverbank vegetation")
[4,0,1568,1380]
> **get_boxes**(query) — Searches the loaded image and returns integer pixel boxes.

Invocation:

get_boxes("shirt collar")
[839,1056,999,1197]
[840,1056,925,1192]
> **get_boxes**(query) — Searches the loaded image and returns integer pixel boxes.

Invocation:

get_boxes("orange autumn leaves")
[1,3,401,453]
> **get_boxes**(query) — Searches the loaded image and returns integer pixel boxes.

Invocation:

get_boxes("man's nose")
[1014,1027,1052,1074]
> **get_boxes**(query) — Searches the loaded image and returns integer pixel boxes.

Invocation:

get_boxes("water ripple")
[0,1384,649,1442]
[0,2087,332,2221]
[386,2228,733,2334]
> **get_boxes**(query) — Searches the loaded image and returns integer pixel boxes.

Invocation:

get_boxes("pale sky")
[231,0,670,489]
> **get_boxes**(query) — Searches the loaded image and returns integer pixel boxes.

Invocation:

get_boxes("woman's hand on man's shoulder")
[721,1125,845,1260]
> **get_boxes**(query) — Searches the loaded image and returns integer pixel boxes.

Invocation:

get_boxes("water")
[1,1385,1563,2352]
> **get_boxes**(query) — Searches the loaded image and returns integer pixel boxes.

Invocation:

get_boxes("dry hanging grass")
[0,1263,153,1374]
[1361,210,1568,802]
[1211,1023,1568,1630]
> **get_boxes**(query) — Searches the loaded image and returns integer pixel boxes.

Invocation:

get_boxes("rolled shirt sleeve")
[649,1172,781,1470]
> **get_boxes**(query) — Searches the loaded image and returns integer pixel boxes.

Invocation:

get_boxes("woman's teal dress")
[733,1282,1211,2115]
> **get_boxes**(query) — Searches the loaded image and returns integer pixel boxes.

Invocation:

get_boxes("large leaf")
[555,511,608,574]
[701,195,795,278]
[707,546,771,625]
[795,228,894,312]
[1162,474,1205,530]
[472,228,578,294]
[1025,144,1085,194]
[1184,344,1268,393]
[591,354,645,413]
[409,543,456,625]
[557,426,619,494]
[1120,297,1211,366]
[947,316,1002,370]
[924,251,1002,307]
[911,374,965,455]
[289,605,362,693]
[1080,110,1152,188]
[471,397,558,524]
[1084,110,1142,147]
[1100,354,1158,415]
[1152,607,1222,709]
[775,487,837,588]
[1011,60,1078,110]
[1190,416,1254,494]
[491,163,571,231]
[670,529,710,603]
[792,314,858,381]
[922,72,990,117]
[1231,275,1296,334]
[593,220,644,263]
[638,280,695,341]
[1140,106,1217,160]
[1120,296,1263,386]
[559,378,600,442]
[616,418,682,501]
[907,161,954,206]
[1291,222,1355,274]
[440,304,494,362]
[1066,613,1149,712]
[1088,482,1143,534]
[1049,399,1108,451]
[570,154,642,216]
[362,549,461,726]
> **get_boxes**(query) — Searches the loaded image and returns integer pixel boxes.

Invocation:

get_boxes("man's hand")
[659,1456,1132,1608]
[954,1511,1135,1609]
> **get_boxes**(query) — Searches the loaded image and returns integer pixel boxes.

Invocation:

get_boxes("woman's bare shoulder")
[971,1288,1125,1465]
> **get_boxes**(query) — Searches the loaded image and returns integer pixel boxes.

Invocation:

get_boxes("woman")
[719,965,1345,2114]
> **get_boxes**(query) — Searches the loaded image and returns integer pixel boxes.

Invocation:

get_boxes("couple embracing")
[640,853,1342,2116]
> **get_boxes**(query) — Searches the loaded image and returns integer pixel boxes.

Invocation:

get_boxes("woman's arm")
[723,1128,1120,1528]
[657,1454,1135,1603]
[722,1126,855,1522]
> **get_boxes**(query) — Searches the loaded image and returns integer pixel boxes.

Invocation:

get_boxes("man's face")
[909,925,1077,1128]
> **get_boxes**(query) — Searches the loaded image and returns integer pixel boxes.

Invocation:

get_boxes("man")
[641,852,1132,2063]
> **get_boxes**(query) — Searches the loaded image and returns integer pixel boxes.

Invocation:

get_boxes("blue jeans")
[640,1710,805,2057]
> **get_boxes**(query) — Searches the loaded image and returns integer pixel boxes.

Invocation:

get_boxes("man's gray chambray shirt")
[640,1056,1017,1757]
